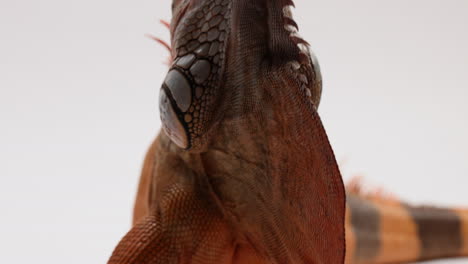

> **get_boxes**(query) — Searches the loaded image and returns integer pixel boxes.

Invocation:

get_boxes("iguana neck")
[160,0,322,151]
[163,58,344,260]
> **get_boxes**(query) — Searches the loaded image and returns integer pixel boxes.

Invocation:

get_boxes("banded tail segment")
[346,193,468,264]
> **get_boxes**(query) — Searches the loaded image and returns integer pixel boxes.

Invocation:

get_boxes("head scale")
[159,0,322,151]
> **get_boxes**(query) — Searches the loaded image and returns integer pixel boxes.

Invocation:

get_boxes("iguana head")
[160,0,322,151]
[157,2,345,263]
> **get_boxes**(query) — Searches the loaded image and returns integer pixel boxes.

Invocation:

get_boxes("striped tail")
[345,193,468,263]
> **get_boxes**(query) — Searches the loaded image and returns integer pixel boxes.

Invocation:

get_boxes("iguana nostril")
[164,70,192,112]
[190,60,211,84]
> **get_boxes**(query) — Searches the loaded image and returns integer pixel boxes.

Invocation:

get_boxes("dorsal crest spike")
[280,2,313,64]
[290,36,309,46]
[284,17,299,30]
[146,19,173,65]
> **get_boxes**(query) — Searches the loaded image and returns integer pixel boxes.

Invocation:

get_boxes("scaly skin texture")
[108,0,468,263]
[109,0,344,263]
[345,194,468,264]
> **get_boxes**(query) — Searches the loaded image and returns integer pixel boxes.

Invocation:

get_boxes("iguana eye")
[159,88,189,149]
[159,69,193,149]
[159,55,216,150]
[161,0,230,150]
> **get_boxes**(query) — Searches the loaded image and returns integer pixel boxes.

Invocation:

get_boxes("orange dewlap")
[132,137,159,225]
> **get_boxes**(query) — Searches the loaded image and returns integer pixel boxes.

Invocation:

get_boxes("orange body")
[131,136,468,264]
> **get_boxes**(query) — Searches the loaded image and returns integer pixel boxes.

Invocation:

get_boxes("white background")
[1,0,467,263]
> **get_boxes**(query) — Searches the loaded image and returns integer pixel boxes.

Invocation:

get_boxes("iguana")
[108,0,468,263]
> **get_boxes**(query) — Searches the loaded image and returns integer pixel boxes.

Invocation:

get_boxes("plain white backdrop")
[1,0,467,263]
